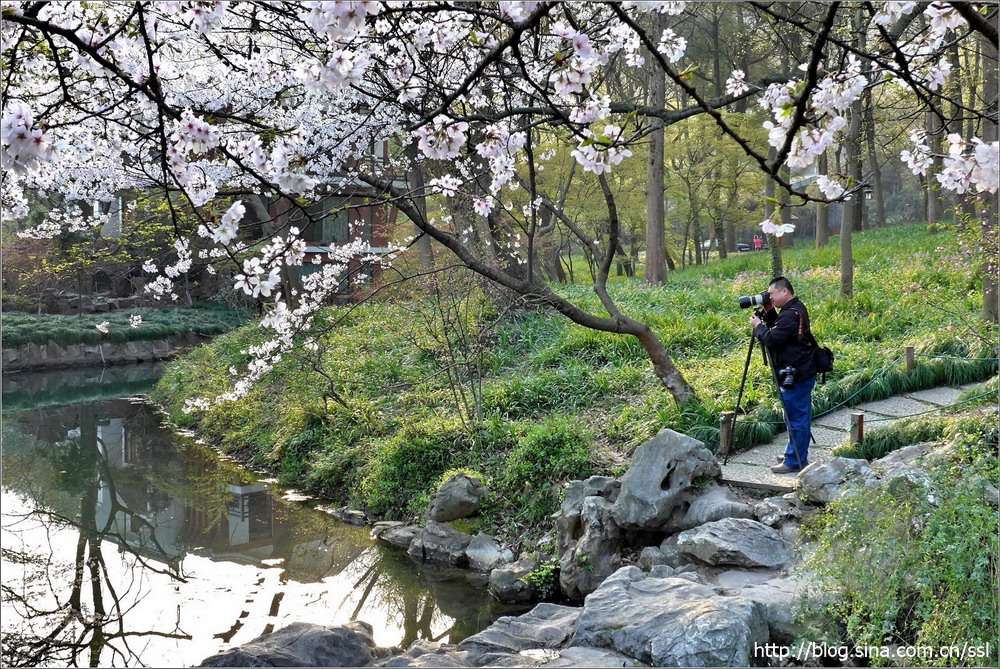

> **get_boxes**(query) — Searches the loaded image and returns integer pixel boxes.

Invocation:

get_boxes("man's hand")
[750,314,762,329]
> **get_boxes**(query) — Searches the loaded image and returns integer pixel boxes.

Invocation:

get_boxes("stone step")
[905,386,964,406]
[854,396,934,417]
[719,462,799,493]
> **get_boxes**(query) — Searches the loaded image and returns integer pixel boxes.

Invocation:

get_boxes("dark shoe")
[769,463,801,474]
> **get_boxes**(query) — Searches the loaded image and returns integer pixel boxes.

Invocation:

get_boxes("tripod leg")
[734,334,755,415]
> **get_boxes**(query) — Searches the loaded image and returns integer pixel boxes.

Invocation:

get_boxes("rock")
[556,476,621,555]
[779,522,800,545]
[676,518,791,568]
[199,621,375,667]
[326,506,368,525]
[716,575,809,643]
[373,522,420,550]
[664,483,755,532]
[571,566,768,667]
[638,546,668,571]
[611,429,721,530]
[466,534,514,573]
[656,539,685,567]
[458,603,581,666]
[559,496,622,600]
[870,442,939,475]
[798,457,877,504]
[540,646,645,667]
[754,493,809,527]
[489,558,539,604]
[429,474,487,522]
[407,521,473,567]
[378,641,474,667]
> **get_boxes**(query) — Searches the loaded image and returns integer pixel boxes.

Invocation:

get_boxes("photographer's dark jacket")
[753,296,817,383]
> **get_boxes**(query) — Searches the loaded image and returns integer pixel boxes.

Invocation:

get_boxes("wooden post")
[905,346,916,372]
[850,412,864,445]
[719,411,736,457]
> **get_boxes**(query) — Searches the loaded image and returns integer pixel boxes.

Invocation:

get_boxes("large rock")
[489,558,540,604]
[458,603,581,666]
[466,534,514,573]
[676,518,791,568]
[559,496,622,600]
[540,646,646,667]
[372,522,420,550]
[572,566,768,667]
[798,457,877,504]
[714,572,810,642]
[557,476,621,555]
[407,521,473,567]
[429,473,487,522]
[611,429,721,530]
[199,622,375,667]
[663,483,755,532]
[753,493,811,527]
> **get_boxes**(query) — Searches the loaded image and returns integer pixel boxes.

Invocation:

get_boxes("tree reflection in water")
[1,395,521,667]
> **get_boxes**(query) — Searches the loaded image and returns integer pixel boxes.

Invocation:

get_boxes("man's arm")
[755,308,798,348]
[761,304,778,326]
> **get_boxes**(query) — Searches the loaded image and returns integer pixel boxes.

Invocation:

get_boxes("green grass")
[1,304,248,347]
[150,223,998,536]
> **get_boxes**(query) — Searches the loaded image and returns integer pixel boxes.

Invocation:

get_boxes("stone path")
[720,382,984,493]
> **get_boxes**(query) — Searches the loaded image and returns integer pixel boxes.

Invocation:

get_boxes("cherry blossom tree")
[2,1,997,410]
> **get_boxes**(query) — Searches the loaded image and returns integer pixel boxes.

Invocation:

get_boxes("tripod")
[724,311,813,466]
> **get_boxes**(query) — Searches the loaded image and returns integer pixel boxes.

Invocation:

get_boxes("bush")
[801,433,998,666]
[493,416,593,525]
[360,418,470,517]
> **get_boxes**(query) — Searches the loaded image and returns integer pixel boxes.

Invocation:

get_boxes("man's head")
[768,276,794,308]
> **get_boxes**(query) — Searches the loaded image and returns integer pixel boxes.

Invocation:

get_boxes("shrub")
[360,418,469,517]
[800,434,998,666]
[493,416,593,525]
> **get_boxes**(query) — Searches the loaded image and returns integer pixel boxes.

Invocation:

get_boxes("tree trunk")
[842,6,864,298]
[644,12,667,285]
[405,141,436,270]
[841,107,860,296]
[765,147,782,277]
[863,93,887,228]
[779,165,793,247]
[816,151,830,246]
[924,109,945,228]
[981,32,998,323]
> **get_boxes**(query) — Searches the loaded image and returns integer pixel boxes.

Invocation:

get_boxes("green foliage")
[493,417,593,525]
[522,559,561,600]
[2,304,246,347]
[360,418,470,518]
[800,431,998,666]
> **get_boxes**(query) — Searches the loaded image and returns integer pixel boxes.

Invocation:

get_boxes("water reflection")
[2,377,522,667]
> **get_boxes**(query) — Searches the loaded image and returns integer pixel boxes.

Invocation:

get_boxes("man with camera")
[749,276,817,474]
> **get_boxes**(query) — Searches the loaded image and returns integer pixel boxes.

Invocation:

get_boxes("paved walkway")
[720,383,984,492]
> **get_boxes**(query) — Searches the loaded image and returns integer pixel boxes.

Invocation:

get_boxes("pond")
[1,365,523,667]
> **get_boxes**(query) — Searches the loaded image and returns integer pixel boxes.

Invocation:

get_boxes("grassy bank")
[1,304,248,347]
[151,224,997,539]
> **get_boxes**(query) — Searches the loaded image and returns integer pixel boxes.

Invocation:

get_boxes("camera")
[738,291,771,309]
[778,366,796,388]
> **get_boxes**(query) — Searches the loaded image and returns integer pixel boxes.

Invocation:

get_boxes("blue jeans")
[779,374,816,469]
